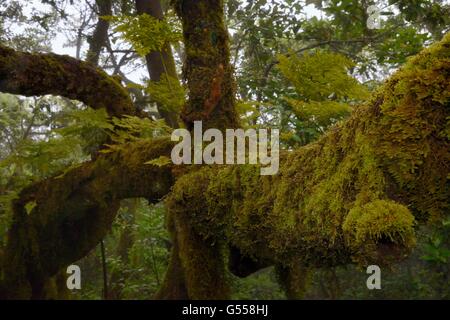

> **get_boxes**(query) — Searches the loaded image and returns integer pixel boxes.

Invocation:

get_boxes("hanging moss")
[164,33,450,298]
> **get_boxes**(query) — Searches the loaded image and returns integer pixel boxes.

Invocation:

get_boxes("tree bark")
[175,0,240,131]
[86,0,113,66]
[135,0,180,128]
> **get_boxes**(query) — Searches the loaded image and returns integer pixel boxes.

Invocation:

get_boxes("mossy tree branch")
[0,138,175,299]
[0,45,136,117]
[161,33,450,299]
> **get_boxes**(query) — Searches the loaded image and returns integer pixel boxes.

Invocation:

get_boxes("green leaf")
[25,201,37,215]
[144,156,171,167]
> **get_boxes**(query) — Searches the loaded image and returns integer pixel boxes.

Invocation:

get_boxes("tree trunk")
[175,0,240,131]
[135,0,180,128]
[86,0,112,66]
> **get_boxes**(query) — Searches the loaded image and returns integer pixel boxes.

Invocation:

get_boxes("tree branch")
[0,45,136,118]
[160,32,450,299]
[0,137,175,298]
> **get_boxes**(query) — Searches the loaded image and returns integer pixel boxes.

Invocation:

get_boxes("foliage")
[145,75,186,113]
[278,51,368,101]
[277,50,369,146]
[231,268,285,299]
[107,13,182,56]
[228,0,449,148]
[421,219,450,264]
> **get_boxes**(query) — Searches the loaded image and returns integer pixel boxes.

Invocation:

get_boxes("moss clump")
[343,200,416,247]
[343,200,416,265]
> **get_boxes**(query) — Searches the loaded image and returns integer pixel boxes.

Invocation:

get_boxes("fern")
[106,13,182,56]
[146,75,185,113]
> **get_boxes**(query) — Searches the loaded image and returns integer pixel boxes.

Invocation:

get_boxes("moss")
[0,44,136,118]
[174,0,239,131]
[174,213,230,299]
[342,200,416,265]
[164,33,450,298]
[1,138,176,299]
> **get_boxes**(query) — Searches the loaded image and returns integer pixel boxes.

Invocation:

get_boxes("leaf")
[144,156,171,167]
[25,201,37,215]
[108,14,182,56]
[146,76,185,113]
[277,50,369,101]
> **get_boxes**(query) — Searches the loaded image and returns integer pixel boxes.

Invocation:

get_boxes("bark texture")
[175,0,240,131]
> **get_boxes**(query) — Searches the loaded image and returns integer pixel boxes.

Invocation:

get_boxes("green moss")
[1,137,176,299]
[342,200,416,265]
[164,33,450,298]
[0,44,135,118]
[174,0,239,131]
